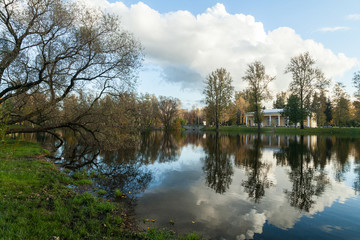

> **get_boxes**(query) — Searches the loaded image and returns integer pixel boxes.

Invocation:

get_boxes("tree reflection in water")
[353,139,360,195]
[22,130,360,209]
[274,136,329,212]
[49,131,187,196]
[241,137,273,203]
[49,132,152,197]
[202,133,234,194]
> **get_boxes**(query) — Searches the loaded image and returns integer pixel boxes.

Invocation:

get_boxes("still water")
[48,132,360,239]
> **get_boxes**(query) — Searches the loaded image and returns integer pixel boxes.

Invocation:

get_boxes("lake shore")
[202,126,360,137]
[0,139,201,240]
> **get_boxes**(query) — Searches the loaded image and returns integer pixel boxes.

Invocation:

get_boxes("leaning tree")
[0,0,142,143]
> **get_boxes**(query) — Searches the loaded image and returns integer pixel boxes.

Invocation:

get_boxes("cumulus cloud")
[317,26,350,32]
[81,0,358,96]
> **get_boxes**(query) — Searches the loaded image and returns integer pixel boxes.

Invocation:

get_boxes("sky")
[85,0,360,109]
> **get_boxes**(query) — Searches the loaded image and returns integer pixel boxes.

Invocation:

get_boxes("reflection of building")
[244,135,318,150]
[245,109,317,128]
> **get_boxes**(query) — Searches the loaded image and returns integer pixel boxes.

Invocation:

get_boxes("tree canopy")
[285,52,327,129]
[203,68,234,130]
[242,61,274,131]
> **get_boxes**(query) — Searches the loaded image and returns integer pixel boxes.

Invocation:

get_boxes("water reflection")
[202,133,233,194]
[22,131,360,239]
[275,136,329,212]
[242,138,273,203]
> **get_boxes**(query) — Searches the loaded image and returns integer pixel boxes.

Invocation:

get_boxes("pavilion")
[245,109,317,127]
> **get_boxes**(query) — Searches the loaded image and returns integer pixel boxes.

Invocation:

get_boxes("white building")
[245,109,317,128]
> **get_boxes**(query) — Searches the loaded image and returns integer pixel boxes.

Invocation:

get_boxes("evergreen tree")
[324,98,333,125]
[273,92,287,109]
[283,94,306,127]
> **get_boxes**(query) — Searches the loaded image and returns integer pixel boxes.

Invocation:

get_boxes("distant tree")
[138,94,159,131]
[203,68,234,130]
[173,118,182,132]
[353,71,360,100]
[243,61,274,132]
[234,91,249,125]
[352,72,360,125]
[285,52,326,129]
[332,83,351,127]
[311,92,327,126]
[324,98,333,125]
[273,91,287,109]
[283,94,306,127]
[353,101,360,126]
[158,96,180,130]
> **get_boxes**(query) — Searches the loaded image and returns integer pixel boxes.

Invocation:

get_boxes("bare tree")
[0,0,142,141]
[203,68,234,130]
[242,61,274,132]
[285,52,325,129]
[158,96,180,130]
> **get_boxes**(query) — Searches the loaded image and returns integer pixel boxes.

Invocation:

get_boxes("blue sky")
[103,0,360,108]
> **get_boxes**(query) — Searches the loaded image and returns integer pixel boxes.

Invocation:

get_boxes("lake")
[48,132,360,240]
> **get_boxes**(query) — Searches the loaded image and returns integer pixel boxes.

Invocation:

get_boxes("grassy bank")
[0,140,201,240]
[203,126,360,137]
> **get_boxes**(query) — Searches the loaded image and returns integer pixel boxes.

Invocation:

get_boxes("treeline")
[202,52,360,130]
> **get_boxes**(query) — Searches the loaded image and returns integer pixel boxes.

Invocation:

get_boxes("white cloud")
[347,14,360,20]
[317,26,350,32]
[81,0,358,98]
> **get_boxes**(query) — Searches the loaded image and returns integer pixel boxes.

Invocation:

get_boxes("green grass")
[0,139,49,158]
[203,126,360,137]
[0,139,203,239]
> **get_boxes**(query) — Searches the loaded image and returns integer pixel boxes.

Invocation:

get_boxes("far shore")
[201,126,360,137]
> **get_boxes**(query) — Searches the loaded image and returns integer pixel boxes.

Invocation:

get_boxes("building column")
[278,136,280,147]
[269,115,271,126]
[307,116,310,127]
[246,115,248,126]
[278,114,280,126]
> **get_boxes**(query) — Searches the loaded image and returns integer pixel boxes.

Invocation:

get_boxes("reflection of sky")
[138,145,205,191]
[135,139,359,240]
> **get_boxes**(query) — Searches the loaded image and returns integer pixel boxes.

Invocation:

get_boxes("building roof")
[246,109,283,115]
